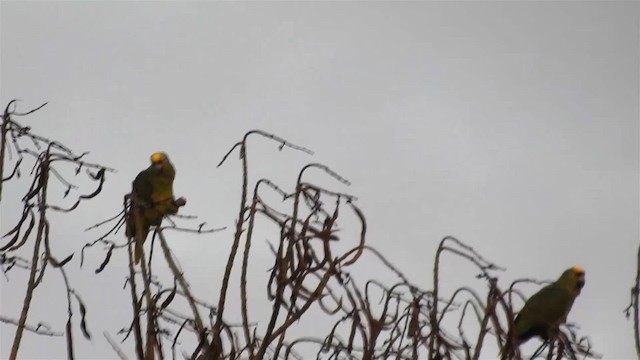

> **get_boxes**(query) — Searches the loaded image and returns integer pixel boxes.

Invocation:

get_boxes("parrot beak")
[576,274,585,290]
[150,152,167,170]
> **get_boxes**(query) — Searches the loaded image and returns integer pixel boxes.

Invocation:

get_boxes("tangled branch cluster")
[1,101,606,360]
[0,100,114,359]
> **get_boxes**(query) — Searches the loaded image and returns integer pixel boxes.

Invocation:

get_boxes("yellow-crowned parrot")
[126,152,180,264]
[514,266,586,344]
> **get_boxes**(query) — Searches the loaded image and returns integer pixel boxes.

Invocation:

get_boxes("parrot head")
[150,152,170,170]
[557,266,586,295]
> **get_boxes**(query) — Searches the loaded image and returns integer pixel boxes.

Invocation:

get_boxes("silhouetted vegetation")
[1,100,601,359]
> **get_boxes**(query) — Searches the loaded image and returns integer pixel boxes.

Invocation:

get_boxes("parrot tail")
[516,328,538,344]
[127,206,149,265]
[501,315,530,359]
[134,239,143,264]
[133,227,149,265]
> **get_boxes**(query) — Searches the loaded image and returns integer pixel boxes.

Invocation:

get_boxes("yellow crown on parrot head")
[572,266,585,274]
[151,152,166,164]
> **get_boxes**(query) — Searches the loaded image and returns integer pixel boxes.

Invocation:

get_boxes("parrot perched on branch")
[513,266,586,344]
[126,152,183,264]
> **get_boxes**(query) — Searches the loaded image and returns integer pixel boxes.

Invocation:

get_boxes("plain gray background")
[1,1,638,359]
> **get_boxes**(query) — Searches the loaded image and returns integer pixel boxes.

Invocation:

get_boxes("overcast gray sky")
[1,1,638,359]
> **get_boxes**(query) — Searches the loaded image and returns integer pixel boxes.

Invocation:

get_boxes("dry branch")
[2,117,600,360]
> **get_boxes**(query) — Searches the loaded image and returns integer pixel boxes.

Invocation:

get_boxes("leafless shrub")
[2,102,599,360]
[1,100,114,359]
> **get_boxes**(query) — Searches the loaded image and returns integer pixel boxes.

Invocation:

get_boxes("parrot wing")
[525,285,575,322]
[515,284,575,341]
[132,167,154,204]
[129,167,156,264]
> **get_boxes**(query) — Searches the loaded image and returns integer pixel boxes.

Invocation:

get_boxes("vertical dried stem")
[240,193,260,358]
[213,139,250,348]
[471,281,498,360]
[129,195,161,359]
[256,170,307,359]
[0,102,11,203]
[9,157,49,360]
[428,238,446,360]
[127,238,145,360]
[256,228,288,360]
[157,229,208,346]
[633,244,640,357]
[137,244,158,360]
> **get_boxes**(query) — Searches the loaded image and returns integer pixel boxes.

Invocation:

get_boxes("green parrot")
[513,266,586,344]
[126,152,179,264]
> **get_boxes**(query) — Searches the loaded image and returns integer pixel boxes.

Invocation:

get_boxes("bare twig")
[105,331,131,360]
[0,316,63,337]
